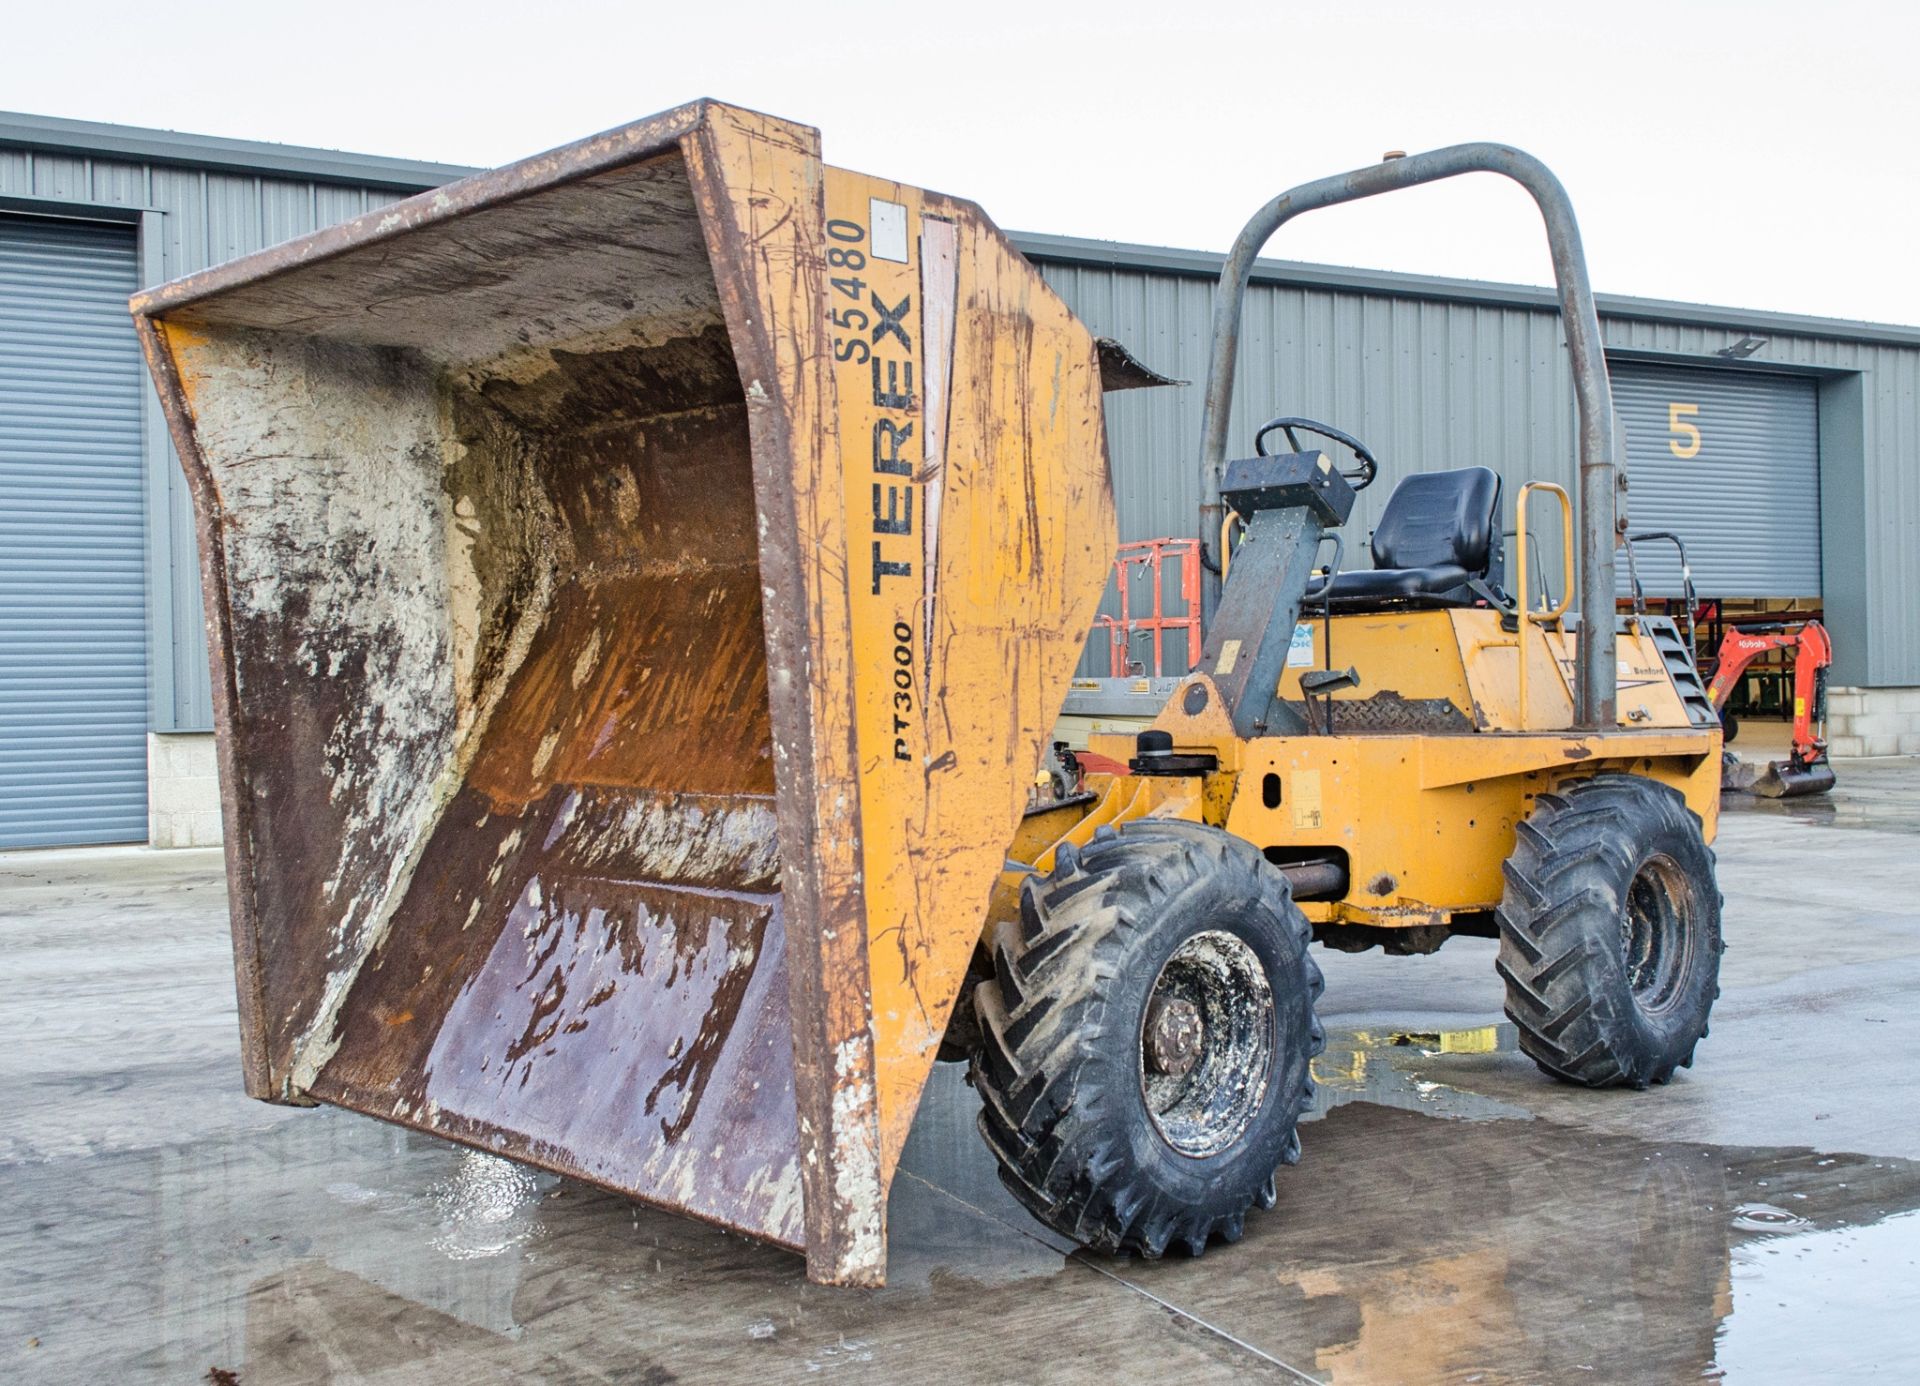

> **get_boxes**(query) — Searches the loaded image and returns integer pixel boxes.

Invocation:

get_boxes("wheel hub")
[1144,996,1204,1076]
[1622,852,1695,1014]
[1138,930,1276,1159]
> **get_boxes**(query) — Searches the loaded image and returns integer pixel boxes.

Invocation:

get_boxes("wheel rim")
[1138,929,1275,1158]
[1622,853,1696,1014]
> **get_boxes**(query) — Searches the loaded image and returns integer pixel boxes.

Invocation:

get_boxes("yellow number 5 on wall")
[1668,402,1702,459]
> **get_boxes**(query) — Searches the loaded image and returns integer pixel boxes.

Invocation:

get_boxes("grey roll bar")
[1197,143,1622,729]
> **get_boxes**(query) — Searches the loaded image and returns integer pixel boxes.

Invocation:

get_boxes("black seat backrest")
[1370,467,1502,575]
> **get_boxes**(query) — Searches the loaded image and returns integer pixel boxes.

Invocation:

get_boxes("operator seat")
[1309,466,1506,610]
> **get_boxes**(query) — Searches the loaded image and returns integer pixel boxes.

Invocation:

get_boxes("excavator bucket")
[1759,761,1838,797]
[1725,755,1837,798]
[130,101,1118,1286]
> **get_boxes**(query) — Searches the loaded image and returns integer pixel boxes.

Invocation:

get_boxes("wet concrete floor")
[3,759,1918,1383]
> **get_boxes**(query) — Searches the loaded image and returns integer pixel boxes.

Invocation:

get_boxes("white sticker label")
[1215,639,1242,676]
[1291,769,1323,829]
[870,198,909,262]
[1287,622,1316,667]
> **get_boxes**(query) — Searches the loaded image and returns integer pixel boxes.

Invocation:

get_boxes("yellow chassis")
[996,607,1720,937]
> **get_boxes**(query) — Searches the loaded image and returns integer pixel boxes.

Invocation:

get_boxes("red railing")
[1091,538,1203,677]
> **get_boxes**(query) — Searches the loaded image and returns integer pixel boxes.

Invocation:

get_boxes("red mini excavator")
[1620,531,1834,800]
[1706,620,1836,798]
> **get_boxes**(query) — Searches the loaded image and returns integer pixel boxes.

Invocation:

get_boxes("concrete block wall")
[147,732,224,848]
[1827,687,1920,758]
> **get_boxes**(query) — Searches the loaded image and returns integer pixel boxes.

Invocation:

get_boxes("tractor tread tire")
[1496,775,1723,1090]
[970,819,1322,1259]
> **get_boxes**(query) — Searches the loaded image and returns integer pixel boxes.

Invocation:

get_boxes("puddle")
[16,776,1920,1382]
[1731,1201,1811,1233]
[324,1149,557,1264]
[1102,1102,1920,1383]
[425,1152,553,1261]
[1308,1023,1535,1122]
[1719,1208,1920,1379]
[6,1038,1920,1382]
[1720,757,1920,834]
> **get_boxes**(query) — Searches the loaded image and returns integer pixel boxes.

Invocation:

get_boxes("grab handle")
[1515,481,1574,729]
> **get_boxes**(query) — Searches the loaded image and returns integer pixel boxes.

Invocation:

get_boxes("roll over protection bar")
[1197,144,1622,729]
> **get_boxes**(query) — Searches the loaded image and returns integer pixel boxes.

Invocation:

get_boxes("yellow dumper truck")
[132,101,1722,1286]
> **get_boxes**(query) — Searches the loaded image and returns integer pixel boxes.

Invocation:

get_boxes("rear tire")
[970,819,1323,1257]
[1496,775,1722,1089]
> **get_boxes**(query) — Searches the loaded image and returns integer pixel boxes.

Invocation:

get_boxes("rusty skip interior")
[154,147,811,1246]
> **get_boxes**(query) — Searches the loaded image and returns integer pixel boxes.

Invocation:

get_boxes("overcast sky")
[10,0,1916,324]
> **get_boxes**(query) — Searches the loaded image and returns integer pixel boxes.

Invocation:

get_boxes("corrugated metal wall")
[1601,316,1920,688]
[0,146,410,733]
[1,133,1916,713]
[0,216,147,846]
[1040,260,1577,548]
[1040,261,1582,675]
[1609,362,1820,598]
[1032,254,1920,687]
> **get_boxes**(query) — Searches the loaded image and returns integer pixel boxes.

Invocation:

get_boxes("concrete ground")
[4,758,1919,1384]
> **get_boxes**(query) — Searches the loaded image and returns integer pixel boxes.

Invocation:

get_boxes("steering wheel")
[1253,415,1379,491]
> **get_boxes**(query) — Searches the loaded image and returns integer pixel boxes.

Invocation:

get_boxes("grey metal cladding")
[1038,260,1581,674]
[1035,247,1920,686]
[1601,315,1920,687]
[3,122,1919,718]
[0,215,147,845]
[0,141,432,733]
[1014,232,1920,352]
[0,110,478,191]
[1611,362,1820,599]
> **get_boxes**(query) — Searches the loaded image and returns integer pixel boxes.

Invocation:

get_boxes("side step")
[1642,617,1719,728]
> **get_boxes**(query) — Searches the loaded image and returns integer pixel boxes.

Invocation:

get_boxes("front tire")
[970,819,1323,1257]
[1496,775,1722,1089]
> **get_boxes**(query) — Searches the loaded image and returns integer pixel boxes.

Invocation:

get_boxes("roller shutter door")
[1610,360,1820,599]
[0,216,148,847]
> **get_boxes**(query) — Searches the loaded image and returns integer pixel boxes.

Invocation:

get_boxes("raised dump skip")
[131,102,1119,1285]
